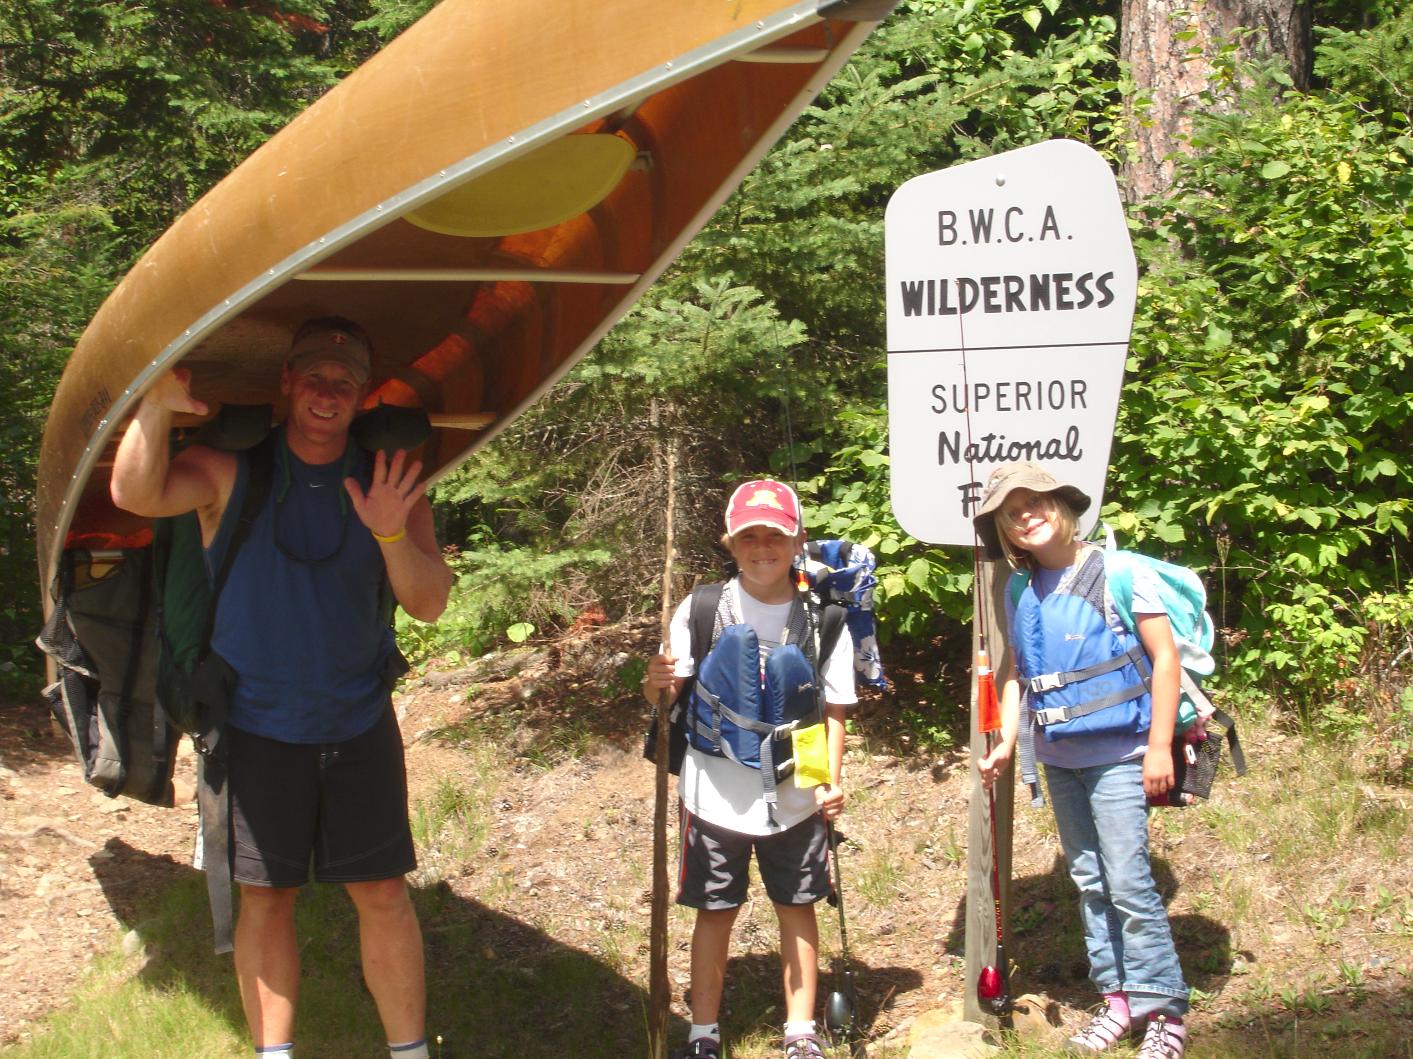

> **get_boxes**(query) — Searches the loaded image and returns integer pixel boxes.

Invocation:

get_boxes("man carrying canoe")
[110,318,452,1059]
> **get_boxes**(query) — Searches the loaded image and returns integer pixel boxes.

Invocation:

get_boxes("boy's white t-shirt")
[669,582,858,837]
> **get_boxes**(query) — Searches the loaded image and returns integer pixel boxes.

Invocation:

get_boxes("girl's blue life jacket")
[1013,548,1153,743]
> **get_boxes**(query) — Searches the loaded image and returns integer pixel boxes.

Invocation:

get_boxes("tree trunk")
[1120,0,1313,200]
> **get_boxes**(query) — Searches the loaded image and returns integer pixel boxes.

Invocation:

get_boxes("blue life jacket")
[1014,548,1152,742]
[685,592,841,824]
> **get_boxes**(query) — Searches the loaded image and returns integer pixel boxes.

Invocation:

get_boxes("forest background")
[1,0,1410,780]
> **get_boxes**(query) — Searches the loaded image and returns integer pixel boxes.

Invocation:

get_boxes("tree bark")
[1120,0,1313,200]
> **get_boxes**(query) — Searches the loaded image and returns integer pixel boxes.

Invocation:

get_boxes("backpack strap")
[1104,548,1137,633]
[1209,705,1247,776]
[197,432,275,956]
[1007,568,1031,609]
[818,603,846,666]
[108,547,155,799]
[200,433,276,659]
[689,582,724,674]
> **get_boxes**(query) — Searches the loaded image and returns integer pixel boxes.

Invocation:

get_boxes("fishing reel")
[824,966,857,1035]
[976,965,1013,1016]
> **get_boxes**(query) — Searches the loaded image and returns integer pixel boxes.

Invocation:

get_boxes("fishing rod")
[974,640,1012,1016]
[958,279,1013,1019]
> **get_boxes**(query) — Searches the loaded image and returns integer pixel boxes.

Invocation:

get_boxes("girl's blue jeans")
[1044,759,1189,1020]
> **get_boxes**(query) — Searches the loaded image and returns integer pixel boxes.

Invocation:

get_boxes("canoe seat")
[406,134,636,238]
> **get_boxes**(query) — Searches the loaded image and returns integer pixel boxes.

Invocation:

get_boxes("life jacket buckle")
[1029,671,1065,694]
[1034,704,1073,726]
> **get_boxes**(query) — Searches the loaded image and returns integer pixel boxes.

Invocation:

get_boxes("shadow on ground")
[89,838,651,1058]
[88,839,923,1058]
[716,949,922,1051]
[941,852,1236,1013]
[0,693,74,773]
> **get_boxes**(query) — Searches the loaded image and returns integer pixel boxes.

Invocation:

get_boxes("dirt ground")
[2,619,1410,1055]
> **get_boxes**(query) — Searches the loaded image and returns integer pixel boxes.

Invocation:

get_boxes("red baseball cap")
[724,479,802,537]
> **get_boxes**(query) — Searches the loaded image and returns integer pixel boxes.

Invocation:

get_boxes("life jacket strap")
[1034,680,1151,726]
[1028,643,1148,695]
[1032,644,1152,727]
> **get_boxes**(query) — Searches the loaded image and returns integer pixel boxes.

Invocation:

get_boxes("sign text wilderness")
[885,141,1137,546]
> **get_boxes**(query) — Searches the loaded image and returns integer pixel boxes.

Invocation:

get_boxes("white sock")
[689,1023,720,1042]
[256,1047,294,1059]
[784,1020,816,1037]
[389,1038,429,1059]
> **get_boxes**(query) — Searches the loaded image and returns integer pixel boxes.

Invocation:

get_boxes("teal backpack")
[1103,549,1216,734]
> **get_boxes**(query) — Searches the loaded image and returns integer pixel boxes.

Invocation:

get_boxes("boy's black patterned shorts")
[676,808,830,910]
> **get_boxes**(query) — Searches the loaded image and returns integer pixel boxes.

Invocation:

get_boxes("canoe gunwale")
[39,1,890,592]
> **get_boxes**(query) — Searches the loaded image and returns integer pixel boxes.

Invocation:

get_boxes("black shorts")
[676,808,831,910]
[227,706,416,888]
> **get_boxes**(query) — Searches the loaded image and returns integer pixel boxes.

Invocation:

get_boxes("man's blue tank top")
[208,431,394,743]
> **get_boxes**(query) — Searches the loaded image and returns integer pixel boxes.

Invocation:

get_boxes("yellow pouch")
[791,723,830,788]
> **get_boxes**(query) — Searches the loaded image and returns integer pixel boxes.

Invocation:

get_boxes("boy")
[644,479,857,1059]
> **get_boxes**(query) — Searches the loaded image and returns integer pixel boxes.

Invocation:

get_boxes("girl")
[973,462,1189,1059]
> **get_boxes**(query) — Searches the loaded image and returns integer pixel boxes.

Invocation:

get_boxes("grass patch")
[1,947,245,1058]
[411,774,491,884]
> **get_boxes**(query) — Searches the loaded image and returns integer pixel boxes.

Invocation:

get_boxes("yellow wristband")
[372,526,406,544]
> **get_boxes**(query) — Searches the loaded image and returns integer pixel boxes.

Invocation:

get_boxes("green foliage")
[1314,4,1413,119]
[397,541,610,665]
[354,0,438,42]
[1114,66,1413,714]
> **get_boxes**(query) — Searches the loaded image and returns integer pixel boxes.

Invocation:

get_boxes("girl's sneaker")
[783,1033,827,1059]
[1138,1016,1187,1058]
[1066,1003,1132,1052]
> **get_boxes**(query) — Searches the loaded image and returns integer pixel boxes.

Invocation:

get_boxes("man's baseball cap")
[287,318,372,386]
[724,479,802,537]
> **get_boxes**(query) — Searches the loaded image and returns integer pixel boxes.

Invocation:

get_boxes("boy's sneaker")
[1065,1002,1132,1052]
[1137,1016,1186,1059]
[783,1033,827,1059]
[672,1039,721,1059]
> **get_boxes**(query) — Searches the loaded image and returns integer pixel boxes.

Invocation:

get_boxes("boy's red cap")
[724,479,801,537]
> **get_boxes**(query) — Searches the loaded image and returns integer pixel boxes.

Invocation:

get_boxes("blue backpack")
[805,538,887,689]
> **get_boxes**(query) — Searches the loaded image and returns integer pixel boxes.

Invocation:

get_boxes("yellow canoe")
[36,0,897,593]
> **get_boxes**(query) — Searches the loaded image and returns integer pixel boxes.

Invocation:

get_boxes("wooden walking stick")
[648,440,676,1059]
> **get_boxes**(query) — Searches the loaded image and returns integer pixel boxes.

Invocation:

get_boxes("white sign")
[884,140,1137,546]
